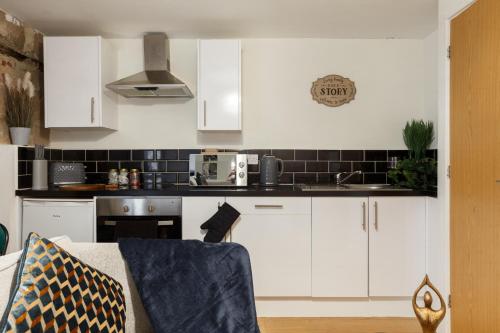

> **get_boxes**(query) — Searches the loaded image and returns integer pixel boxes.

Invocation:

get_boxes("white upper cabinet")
[312,197,369,297]
[368,197,426,297]
[44,36,117,129]
[197,40,241,131]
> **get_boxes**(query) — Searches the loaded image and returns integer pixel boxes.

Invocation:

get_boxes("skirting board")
[255,298,414,317]
[257,317,420,333]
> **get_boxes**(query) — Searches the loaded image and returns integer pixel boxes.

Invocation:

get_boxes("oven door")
[96,215,181,242]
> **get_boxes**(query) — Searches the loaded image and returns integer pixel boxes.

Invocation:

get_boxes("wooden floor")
[258,318,421,333]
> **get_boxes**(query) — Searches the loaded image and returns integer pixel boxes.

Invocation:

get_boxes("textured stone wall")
[0,9,49,145]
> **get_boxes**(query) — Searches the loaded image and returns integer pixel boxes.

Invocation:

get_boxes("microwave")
[189,153,248,187]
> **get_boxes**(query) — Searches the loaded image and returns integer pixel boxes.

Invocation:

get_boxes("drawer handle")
[254,205,284,209]
[362,202,366,231]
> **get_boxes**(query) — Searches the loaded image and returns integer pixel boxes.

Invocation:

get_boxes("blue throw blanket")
[118,239,260,333]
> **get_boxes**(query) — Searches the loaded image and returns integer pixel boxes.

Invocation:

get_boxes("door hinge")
[448,45,451,59]
[448,294,452,308]
[447,165,451,179]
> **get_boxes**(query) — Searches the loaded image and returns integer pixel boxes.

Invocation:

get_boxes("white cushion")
[0,236,153,333]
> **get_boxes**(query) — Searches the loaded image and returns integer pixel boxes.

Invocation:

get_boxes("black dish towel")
[200,202,240,243]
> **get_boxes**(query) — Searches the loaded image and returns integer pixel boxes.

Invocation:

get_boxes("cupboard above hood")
[106,33,193,98]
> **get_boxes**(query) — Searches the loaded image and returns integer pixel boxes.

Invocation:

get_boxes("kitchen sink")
[299,184,411,191]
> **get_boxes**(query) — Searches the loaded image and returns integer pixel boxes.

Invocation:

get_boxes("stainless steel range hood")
[106,33,193,98]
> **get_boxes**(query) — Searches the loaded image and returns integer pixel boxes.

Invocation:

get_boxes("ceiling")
[1,0,438,39]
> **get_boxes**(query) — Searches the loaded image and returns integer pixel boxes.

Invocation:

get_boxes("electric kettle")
[260,155,284,186]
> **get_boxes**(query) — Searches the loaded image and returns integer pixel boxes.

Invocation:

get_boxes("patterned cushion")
[0,233,126,333]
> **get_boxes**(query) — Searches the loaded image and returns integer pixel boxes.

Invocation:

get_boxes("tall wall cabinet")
[197,39,241,131]
[44,36,118,129]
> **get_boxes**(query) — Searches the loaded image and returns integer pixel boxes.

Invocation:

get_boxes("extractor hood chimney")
[106,33,193,98]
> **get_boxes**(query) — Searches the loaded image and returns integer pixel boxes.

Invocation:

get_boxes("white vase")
[9,127,31,146]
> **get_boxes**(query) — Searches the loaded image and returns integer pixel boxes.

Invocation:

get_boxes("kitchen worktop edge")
[16,186,437,199]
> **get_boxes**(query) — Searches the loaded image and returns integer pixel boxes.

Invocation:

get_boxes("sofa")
[0,236,154,333]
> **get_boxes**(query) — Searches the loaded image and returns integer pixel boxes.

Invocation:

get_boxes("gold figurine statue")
[412,275,446,333]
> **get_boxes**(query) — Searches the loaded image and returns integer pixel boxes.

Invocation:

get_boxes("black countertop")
[16,185,437,199]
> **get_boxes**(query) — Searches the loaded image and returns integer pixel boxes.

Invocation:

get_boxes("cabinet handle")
[203,100,207,127]
[374,201,378,231]
[362,202,366,231]
[255,204,283,209]
[91,97,95,124]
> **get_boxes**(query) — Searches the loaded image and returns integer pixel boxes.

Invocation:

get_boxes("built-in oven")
[189,153,248,187]
[96,197,182,242]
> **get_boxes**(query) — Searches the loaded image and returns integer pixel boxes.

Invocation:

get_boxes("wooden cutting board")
[59,184,106,191]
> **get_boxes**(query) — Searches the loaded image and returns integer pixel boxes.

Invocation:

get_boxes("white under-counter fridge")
[22,199,95,242]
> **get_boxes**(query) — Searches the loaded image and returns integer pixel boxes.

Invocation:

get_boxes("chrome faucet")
[336,170,362,185]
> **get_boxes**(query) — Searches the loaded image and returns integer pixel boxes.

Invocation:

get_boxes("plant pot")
[9,127,31,146]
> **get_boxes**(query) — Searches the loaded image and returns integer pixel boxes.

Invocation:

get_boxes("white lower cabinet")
[182,195,426,299]
[312,197,369,297]
[181,197,225,241]
[227,197,312,297]
[368,197,426,297]
[22,199,95,242]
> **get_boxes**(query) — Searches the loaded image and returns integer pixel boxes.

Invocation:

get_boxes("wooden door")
[450,0,500,331]
[368,197,426,297]
[312,197,369,297]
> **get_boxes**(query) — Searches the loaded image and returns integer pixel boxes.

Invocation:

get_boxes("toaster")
[49,162,86,185]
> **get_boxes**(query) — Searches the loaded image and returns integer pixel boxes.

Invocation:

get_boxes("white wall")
[0,145,21,253]
[50,38,435,150]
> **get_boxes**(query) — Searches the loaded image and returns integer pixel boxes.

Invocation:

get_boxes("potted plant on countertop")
[3,72,35,146]
[388,120,437,190]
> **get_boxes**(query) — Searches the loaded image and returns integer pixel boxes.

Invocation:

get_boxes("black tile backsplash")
[109,150,131,161]
[295,150,318,160]
[132,150,155,161]
[86,150,108,161]
[318,150,340,161]
[156,149,178,161]
[167,161,189,172]
[341,150,364,161]
[179,149,201,160]
[17,147,438,189]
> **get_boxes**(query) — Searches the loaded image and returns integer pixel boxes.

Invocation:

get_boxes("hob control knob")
[239,172,245,178]
[239,162,246,168]
[123,205,129,213]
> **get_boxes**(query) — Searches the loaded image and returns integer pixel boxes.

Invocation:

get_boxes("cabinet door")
[369,197,426,296]
[44,37,100,128]
[22,200,95,242]
[228,197,311,297]
[198,40,241,131]
[312,197,369,297]
[182,197,225,240]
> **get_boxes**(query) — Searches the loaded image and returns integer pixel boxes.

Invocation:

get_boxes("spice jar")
[129,169,141,189]
[118,169,129,189]
[108,169,118,187]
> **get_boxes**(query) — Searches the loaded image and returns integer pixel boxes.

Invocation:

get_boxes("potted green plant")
[388,120,437,190]
[3,72,35,146]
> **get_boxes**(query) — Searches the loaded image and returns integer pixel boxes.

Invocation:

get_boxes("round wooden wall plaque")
[311,75,356,107]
